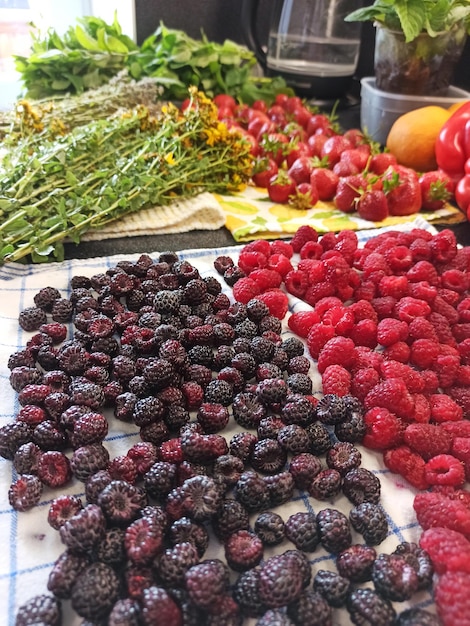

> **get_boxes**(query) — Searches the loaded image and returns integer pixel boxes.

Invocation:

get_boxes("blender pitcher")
[241,0,364,99]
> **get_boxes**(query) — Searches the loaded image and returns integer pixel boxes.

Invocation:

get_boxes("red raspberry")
[457,296,470,322]
[406,260,440,285]
[438,287,461,308]
[432,295,459,325]
[232,277,261,304]
[299,240,324,260]
[362,407,404,450]
[420,369,440,394]
[409,238,432,262]
[362,251,390,278]
[250,268,283,291]
[432,485,470,507]
[413,491,470,538]
[407,280,438,303]
[429,312,456,347]
[410,393,432,423]
[255,289,289,320]
[379,360,424,394]
[270,240,294,258]
[238,250,268,275]
[378,274,409,299]
[407,316,439,342]
[300,258,324,280]
[244,239,272,256]
[267,254,293,278]
[394,296,432,323]
[306,323,336,359]
[435,570,470,626]
[371,295,397,320]
[322,255,352,287]
[447,386,470,418]
[383,445,428,490]
[403,423,452,460]
[321,364,351,396]
[291,225,319,253]
[383,245,413,272]
[351,368,380,402]
[420,527,470,575]
[382,341,411,363]
[450,437,470,481]
[430,228,458,263]
[376,318,408,346]
[429,393,463,423]
[348,319,378,349]
[442,420,470,438]
[314,296,344,319]
[284,269,309,298]
[304,281,336,306]
[288,310,320,338]
[434,352,461,389]
[353,346,383,372]
[349,299,378,323]
[424,453,466,487]
[364,377,414,420]
[317,336,357,374]
[409,338,440,369]
[334,229,358,262]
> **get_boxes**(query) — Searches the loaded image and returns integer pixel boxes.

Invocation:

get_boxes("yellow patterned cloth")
[215,185,466,242]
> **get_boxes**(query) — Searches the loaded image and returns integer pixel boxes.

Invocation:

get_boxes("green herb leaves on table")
[15,19,292,105]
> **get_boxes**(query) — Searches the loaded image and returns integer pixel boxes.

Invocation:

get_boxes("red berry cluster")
[231,225,470,622]
[212,94,454,220]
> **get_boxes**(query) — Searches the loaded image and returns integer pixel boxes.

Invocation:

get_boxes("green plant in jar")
[346,0,470,95]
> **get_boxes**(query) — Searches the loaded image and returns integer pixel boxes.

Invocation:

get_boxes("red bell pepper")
[435,102,470,217]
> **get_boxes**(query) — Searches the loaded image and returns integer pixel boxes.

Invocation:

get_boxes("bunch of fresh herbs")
[15,14,138,99]
[15,18,292,104]
[0,89,252,265]
[346,0,470,42]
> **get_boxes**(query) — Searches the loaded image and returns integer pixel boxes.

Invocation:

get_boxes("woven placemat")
[80,192,226,241]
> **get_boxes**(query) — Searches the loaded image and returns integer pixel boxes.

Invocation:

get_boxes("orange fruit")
[385,105,452,172]
[448,100,469,115]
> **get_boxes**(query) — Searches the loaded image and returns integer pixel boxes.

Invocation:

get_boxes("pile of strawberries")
[210,93,454,221]
[227,224,470,622]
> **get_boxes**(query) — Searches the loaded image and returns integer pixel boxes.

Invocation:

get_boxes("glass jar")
[374,21,468,96]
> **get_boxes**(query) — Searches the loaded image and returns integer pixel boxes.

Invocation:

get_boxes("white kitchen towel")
[0,217,438,626]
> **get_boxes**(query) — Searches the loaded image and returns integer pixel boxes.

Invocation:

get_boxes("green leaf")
[394,0,427,41]
[65,171,78,186]
[1,244,14,258]
[51,78,71,90]
[103,32,129,54]
[74,25,101,51]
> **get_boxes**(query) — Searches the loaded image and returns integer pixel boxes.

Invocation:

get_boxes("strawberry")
[334,174,367,213]
[419,170,453,211]
[310,167,339,201]
[383,165,422,216]
[357,189,389,222]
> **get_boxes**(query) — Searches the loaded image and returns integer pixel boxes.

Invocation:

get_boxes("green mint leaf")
[394,0,427,41]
